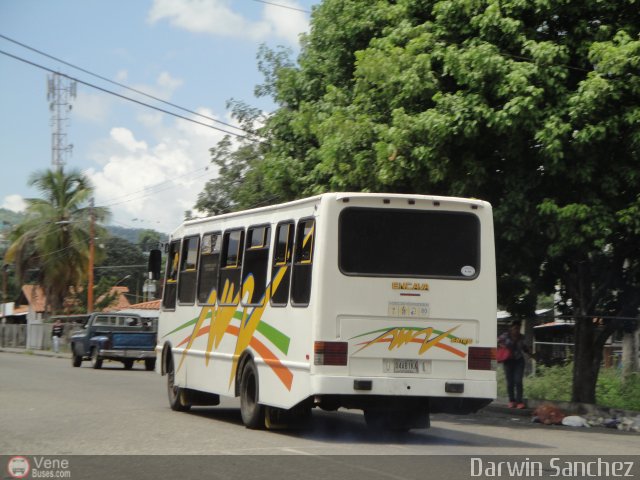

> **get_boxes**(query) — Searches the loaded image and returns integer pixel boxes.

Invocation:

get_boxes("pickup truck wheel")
[71,346,82,367]
[167,355,190,412]
[240,360,265,429]
[123,359,134,370]
[90,348,103,369]
[145,358,156,371]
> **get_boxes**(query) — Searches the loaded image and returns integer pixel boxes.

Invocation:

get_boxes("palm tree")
[4,168,109,314]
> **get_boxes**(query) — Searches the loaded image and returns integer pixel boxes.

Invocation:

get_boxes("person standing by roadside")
[498,320,530,409]
[51,319,64,354]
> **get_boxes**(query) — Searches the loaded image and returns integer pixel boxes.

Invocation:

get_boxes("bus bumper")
[310,375,495,403]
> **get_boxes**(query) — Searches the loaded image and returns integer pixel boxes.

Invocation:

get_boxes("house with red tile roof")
[10,284,131,322]
[126,299,161,310]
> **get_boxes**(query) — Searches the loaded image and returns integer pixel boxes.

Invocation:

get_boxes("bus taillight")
[468,347,496,371]
[314,341,348,366]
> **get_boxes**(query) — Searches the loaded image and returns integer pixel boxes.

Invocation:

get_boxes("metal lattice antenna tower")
[47,73,77,171]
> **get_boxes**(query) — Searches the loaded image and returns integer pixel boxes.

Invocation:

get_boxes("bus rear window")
[339,208,480,278]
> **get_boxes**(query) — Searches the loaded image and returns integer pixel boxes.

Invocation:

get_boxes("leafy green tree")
[95,236,149,304]
[194,100,274,215]
[4,169,109,314]
[137,229,164,253]
[198,0,640,403]
[66,277,119,314]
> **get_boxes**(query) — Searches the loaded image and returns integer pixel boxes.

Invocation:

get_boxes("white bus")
[152,192,497,431]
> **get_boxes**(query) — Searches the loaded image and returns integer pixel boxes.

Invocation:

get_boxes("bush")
[525,363,572,402]
[596,370,640,411]
[497,362,640,411]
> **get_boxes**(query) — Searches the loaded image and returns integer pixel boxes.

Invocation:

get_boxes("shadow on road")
[184,407,546,450]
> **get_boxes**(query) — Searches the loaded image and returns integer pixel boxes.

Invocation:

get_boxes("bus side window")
[197,232,221,304]
[242,225,271,306]
[271,221,294,307]
[162,240,181,310]
[178,235,200,305]
[218,229,245,306]
[291,218,315,306]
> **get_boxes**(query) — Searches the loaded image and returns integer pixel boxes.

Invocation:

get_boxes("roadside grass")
[497,362,640,411]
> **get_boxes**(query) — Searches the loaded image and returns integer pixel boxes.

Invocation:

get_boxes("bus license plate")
[394,359,419,373]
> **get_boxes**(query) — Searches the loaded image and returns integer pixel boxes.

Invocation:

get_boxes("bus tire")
[265,403,312,430]
[240,360,264,429]
[90,348,103,369]
[167,354,190,412]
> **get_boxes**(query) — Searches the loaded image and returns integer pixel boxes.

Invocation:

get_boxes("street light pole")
[87,198,95,313]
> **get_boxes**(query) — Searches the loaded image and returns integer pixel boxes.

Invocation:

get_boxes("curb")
[485,401,533,417]
[0,347,71,359]
[492,396,640,419]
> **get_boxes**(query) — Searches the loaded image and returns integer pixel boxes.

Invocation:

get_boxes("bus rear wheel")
[167,354,190,412]
[265,403,312,430]
[240,360,264,429]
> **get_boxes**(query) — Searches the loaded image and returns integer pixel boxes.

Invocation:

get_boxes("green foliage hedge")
[497,363,640,411]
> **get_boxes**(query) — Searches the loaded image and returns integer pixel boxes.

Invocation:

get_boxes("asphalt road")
[1,352,639,458]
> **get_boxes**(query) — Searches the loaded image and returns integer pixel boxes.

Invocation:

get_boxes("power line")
[251,0,311,14]
[0,49,260,141]
[99,169,213,208]
[95,165,210,207]
[94,264,147,270]
[0,33,251,135]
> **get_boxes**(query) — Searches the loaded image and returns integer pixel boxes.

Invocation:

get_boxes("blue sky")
[0,0,316,232]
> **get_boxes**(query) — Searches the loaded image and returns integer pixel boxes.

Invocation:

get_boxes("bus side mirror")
[148,249,162,281]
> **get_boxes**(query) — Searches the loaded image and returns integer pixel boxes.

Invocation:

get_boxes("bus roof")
[174,192,490,235]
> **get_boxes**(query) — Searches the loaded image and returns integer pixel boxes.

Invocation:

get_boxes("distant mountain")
[0,208,25,227]
[105,225,167,246]
[0,209,165,247]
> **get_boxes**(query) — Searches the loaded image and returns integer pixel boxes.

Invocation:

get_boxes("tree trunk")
[572,317,618,403]
[572,319,599,404]
[621,331,638,379]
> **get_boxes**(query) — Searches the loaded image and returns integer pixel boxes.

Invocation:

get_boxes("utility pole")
[1,264,7,321]
[87,198,95,313]
[47,73,76,171]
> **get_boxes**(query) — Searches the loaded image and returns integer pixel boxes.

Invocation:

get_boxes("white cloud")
[262,0,308,45]
[157,71,183,92]
[148,0,308,45]
[110,127,148,152]
[72,71,182,125]
[2,194,26,213]
[87,110,227,233]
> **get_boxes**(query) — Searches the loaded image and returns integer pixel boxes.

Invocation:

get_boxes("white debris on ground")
[529,402,640,432]
[584,414,640,432]
[562,415,591,427]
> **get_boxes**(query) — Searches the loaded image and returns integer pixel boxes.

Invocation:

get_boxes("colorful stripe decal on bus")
[164,266,294,390]
[350,326,471,358]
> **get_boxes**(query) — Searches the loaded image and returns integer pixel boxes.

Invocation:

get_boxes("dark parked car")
[70,311,158,370]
